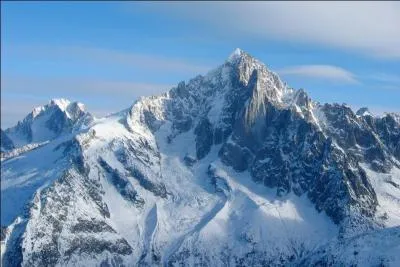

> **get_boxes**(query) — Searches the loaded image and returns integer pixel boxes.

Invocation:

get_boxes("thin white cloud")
[142,2,400,60]
[64,46,212,74]
[1,76,172,99]
[278,65,358,84]
[3,44,212,75]
[369,73,400,84]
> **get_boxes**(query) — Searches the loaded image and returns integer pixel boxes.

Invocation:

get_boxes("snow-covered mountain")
[2,98,94,149]
[1,49,399,266]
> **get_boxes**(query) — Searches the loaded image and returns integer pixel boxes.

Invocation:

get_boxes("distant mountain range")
[1,49,399,266]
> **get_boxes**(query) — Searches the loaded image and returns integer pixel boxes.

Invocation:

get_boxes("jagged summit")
[48,98,86,113]
[356,107,372,117]
[226,48,261,63]
[226,48,263,67]
[49,98,71,110]
[31,98,86,119]
[227,47,246,62]
[4,98,93,148]
[225,48,286,94]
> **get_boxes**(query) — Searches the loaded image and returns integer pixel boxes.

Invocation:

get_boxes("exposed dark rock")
[195,118,214,159]
[219,141,254,172]
[65,237,133,257]
[183,154,197,167]
[127,167,167,198]
[98,157,145,206]
[70,218,116,234]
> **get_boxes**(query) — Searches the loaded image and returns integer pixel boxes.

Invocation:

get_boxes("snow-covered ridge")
[3,98,94,148]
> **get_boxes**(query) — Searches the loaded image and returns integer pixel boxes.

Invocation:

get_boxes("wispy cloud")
[141,2,400,60]
[63,46,212,74]
[368,73,400,84]
[3,44,212,75]
[1,75,172,100]
[278,65,358,84]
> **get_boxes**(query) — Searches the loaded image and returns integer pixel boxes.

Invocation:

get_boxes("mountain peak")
[4,98,93,147]
[50,98,86,115]
[227,48,254,63]
[228,48,244,60]
[49,98,72,111]
[226,48,270,76]
[356,107,372,117]
[30,98,85,119]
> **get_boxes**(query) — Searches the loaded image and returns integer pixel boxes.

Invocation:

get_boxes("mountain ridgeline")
[1,49,400,266]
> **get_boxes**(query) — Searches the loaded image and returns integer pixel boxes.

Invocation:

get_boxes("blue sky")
[1,1,400,128]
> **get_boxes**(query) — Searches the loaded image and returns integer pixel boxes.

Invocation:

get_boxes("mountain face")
[1,49,400,266]
[3,99,94,149]
[1,130,14,152]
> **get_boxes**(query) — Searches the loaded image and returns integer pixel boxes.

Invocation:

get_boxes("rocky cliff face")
[1,49,399,266]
